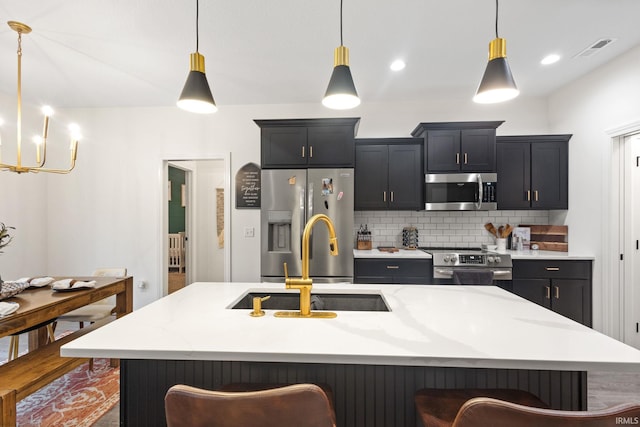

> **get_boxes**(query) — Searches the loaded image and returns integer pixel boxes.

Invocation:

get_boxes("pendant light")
[177,0,217,114]
[322,0,360,110]
[473,0,519,104]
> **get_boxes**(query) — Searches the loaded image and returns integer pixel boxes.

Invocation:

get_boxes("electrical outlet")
[137,280,147,289]
[244,227,255,238]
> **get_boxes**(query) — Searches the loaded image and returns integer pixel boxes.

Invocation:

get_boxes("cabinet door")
[531,141,568,209]
[388,144,423,210]
[307,125,355,167]
[426,130,461,172]
[461,129,496,172]
[261,127,307,167]
[355,145,389,209]
[551,279,589,326]
[512,279,552,310]
[497,142,531,209]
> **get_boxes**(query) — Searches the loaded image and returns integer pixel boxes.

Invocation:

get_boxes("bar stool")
[8,320,56,361]
[165,383,336,427]
[414,388,549,427]
[417,394,640,427]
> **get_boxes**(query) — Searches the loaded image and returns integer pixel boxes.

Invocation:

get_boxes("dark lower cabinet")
[354,258,433,284]
[511,260,592,327]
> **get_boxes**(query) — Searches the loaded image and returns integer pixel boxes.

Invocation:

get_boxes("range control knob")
[487,256,495,263]
[443,255,451,263]
[449,255,458,263]
[494,256,502,263]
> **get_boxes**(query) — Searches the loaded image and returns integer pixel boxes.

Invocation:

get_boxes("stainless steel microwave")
[424,173,497,211]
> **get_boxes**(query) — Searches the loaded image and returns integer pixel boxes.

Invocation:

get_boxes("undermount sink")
[230,291,390,312]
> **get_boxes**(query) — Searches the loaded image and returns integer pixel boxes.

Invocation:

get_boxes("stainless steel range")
[425,249,512,281]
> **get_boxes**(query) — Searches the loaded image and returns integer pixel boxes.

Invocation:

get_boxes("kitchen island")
[62,282,640,427]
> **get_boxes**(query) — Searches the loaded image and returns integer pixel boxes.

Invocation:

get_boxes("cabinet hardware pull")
[301,146,305,158]
[534,190,539,201]
[390,191,394,202]
[386,265,399,269]
[545,267,560,271]
[309,145,313,158]
[527,190,531,201]
[464,153,468,164]
[555,286,560,299]
[456,153,460,164]
[383,191,387,202]
[546,286,551,299]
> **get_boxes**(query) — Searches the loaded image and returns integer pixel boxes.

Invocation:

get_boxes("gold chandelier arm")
[2,21,80,175]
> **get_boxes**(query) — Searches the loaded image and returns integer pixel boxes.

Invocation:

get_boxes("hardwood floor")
[168,271,185,294]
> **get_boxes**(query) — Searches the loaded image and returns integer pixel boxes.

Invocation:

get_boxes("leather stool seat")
[165,383,336,427]
[219,382,335,412]
[414,388,549,427]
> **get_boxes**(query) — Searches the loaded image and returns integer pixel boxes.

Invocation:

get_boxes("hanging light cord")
[195,0,200,52]
[494,0,499,38]
[340,0,344,46]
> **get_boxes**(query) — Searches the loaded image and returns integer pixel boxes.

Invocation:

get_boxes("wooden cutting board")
[520,224,568,252]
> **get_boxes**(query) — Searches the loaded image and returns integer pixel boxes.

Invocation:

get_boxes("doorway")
[162,156,231,296]
[622,132,640,349]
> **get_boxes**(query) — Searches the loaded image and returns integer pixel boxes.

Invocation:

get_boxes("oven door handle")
[434,269,512,277]
[491,270,512,276]
[434,268,454,277]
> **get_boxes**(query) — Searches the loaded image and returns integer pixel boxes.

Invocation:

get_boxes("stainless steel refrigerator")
[261,168,354,283]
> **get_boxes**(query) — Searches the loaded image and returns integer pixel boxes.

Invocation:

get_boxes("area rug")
[16,358,119,427]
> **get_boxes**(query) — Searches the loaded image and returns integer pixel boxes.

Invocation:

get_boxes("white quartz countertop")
[353,248,594,261]
[353,248,431,259]
[62,282,640,372]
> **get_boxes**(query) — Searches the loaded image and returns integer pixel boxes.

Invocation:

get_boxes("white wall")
[548,44,640,336]
[1,91,550,308]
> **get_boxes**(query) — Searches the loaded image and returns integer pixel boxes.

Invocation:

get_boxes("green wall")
[168,166,186,233]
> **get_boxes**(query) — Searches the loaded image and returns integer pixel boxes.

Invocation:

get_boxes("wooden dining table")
[0,276,133,349]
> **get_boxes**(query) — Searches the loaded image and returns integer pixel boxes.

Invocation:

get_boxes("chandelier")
[0,21,80,174]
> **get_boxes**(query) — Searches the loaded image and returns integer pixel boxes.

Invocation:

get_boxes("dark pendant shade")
[177,70,217,114]
[322,65,360,110]
[474,57,519,103]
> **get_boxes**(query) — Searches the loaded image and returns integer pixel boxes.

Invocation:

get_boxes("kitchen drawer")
[513,260,592,280]
[354,258,432,284]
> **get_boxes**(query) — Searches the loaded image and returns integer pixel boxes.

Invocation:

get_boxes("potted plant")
[0,222,15,253]
[0,222,15,299]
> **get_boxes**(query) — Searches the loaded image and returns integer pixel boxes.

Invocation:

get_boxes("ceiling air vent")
[574,38,617,58]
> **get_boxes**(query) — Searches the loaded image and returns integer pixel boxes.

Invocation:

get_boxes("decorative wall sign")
[235,162,261,209]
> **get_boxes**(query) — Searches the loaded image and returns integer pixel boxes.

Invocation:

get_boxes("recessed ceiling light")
[390,59,406,71]
[541,54,561,65]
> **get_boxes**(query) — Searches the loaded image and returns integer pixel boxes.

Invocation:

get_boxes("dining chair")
[165,383,336,427]
[7,321,56,361]
[57,267,127,369]
[420,395,640,427]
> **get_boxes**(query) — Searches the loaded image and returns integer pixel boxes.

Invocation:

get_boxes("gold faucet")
[275,214,338,319]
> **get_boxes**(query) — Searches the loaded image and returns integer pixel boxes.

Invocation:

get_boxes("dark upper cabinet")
[496,135,571,210]
[255,118,360,168]
[411,121,504,173]
[355,138,423,210]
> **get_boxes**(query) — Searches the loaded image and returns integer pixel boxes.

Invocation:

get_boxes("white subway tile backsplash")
[354,210,551,248]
